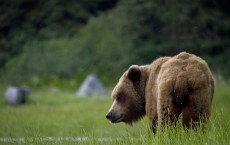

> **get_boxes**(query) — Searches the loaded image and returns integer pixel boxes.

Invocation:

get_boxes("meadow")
[0,80,230,145]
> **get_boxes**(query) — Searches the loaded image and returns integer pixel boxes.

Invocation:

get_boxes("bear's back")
[159,52,211,80]
[154,52,213,96]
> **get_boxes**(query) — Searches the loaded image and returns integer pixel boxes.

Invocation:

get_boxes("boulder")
[76,74,106,97]
[5,86,29,105]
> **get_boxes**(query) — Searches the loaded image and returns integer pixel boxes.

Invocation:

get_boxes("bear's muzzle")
[106,112,113,120]
[106,111,124,123]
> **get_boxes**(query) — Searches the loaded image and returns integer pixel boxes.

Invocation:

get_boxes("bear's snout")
[106,112,113,120]
[106,111,124,123]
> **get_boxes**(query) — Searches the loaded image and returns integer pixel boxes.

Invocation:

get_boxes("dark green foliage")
[76,0,230,79]
[0,0,117,68]
[0,0,229,87]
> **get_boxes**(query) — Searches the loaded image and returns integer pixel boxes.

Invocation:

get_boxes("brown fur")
[106,52,214,132]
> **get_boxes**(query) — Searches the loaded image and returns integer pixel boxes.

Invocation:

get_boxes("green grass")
[0,81,230,145]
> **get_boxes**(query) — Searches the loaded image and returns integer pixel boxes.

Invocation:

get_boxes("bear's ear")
[128,65,141,81]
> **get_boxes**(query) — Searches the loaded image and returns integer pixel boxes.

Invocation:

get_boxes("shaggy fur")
[106,52,214,132]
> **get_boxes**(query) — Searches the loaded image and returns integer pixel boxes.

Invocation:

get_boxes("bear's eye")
[116,96,123,102]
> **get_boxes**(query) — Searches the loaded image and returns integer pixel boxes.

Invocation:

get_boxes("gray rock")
[76,74,106,97]
[4,86,29,105]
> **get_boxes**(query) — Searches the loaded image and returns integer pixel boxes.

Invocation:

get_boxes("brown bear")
[106,52,214,133]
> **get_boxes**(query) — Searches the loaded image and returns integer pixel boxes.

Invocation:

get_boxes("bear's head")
[106,65,148,125]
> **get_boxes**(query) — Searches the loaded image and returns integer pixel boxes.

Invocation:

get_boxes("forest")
[0,0,229,88]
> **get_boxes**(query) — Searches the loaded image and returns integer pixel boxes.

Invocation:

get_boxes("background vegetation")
[0,0,230,88]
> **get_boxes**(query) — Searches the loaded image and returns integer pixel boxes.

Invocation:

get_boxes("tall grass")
[0,80,229,145]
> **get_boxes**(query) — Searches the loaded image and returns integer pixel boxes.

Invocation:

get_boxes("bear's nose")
[106,112,113,120]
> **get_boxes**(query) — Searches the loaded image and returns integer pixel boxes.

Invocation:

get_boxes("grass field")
[0,80,230,145]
